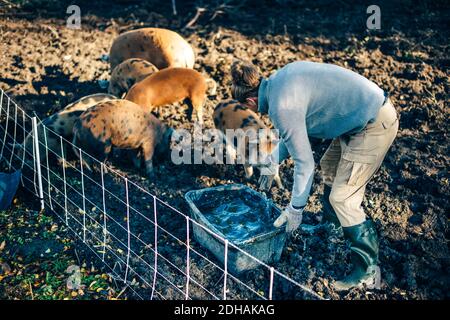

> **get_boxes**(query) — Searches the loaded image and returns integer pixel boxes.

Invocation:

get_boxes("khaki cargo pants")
[319,99,399,227]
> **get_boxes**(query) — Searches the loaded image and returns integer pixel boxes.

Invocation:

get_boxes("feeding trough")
[185,184,287,274]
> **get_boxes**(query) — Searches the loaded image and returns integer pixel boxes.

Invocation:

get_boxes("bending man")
[231,60,398,291]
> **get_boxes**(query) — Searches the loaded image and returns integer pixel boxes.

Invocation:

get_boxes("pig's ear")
[245,97,257,105]
[245,97,258,111]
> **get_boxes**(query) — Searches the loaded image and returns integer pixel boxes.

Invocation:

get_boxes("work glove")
[273,203,304,233]
[258,161,280,190]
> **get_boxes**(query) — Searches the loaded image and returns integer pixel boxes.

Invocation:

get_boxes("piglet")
[125,67,216,125]
[213,99,283,188]
[72,99,172,177]
[108,58,158,98]
[16,93,116,163]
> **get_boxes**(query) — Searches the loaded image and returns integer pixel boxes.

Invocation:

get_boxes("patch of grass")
[0,193,123,300]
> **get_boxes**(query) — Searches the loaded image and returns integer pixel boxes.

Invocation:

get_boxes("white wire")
[8,102,18,169]
[150,195,158,300]
[60,136,68,224]
[43,125,54,210]
[79,148,87,242]
[0,90,324,301]
[42,190,187,298]
[124,178,131,284]
[25,157,301,300]
[40,178,193,298]
[185,216,190,300]
[0,142,34,171]
[0,95,10,159]
[101,163,107,262]
[7,137,301,301]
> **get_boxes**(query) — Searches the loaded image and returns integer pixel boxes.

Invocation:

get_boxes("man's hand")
[258,162,278,190]
[273,204,304,233]
[258,162,283,190]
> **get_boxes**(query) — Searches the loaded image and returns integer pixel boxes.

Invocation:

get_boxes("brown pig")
[125,67,216,125]
[109,28,195,70]
[72,99,173,177]
[108,58,159,98]
[16,93,116,163]
[213,99,283,188]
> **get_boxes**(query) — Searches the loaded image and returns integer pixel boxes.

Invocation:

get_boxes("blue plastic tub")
[0,170,21,210]
[185,184,286,274]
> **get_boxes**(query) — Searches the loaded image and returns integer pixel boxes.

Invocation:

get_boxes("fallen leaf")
[1,262,11,274]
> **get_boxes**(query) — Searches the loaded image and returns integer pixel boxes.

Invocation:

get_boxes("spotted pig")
[16,93,116,163]
[72,99,172,177]
[109,28,195,70]
[125,67,215,125]
[213,99,283,188]
[108,58,159,98]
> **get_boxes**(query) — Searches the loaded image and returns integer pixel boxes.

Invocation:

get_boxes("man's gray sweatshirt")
[258,61,385,207]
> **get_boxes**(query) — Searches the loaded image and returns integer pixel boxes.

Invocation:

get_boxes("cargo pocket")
[381,118,399,130]
[342,152,378,186]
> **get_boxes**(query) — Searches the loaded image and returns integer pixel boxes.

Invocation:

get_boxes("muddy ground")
[0,0,449,300]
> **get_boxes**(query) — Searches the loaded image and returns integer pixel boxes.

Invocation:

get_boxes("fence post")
[60,136,68,224]
[269,267,274,300]
[150,195,158,300]
[223,239,229,300]
[79,148,86,243]
[185,216,190,300]
[32,116,45,210]
[124,178,131,284]
[100,163,107,262]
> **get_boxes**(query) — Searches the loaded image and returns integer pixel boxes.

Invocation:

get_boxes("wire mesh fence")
[0,88,323,300]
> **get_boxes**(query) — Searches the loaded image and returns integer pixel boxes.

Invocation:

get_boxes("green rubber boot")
[334,219,381,291]
[322,185,341,230]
